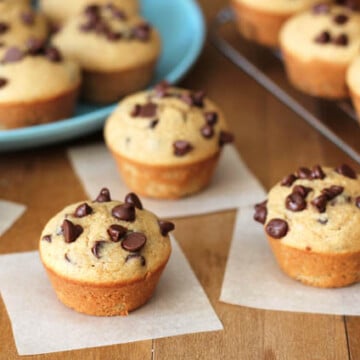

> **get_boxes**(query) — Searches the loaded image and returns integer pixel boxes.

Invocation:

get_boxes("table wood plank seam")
[344,316,352,360]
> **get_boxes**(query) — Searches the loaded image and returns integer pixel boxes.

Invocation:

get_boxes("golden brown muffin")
[52,3,161,104]
[231,0,323,47]
[254,164,360,288]
[346,56,360,123]
[104,82,234,199]
[39,189,174,316]
[0,42,81,129]
[280,3,360,99]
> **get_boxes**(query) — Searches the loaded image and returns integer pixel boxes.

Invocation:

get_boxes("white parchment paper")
[0,200,26,237]
[0,237,222,355]
[67,143,266,218]
[220,207,360,316]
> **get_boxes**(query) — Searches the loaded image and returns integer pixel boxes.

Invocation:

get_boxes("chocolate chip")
[0,77,8,88]
[192,90,206,107]
[62,219,83,243]
[154,80,170,98]
[254,201,267,224]
[333,14,349,25]
[125,253,146,266]
[95,188,111,202]
[265,219,289,239]
[122,232,147,252]
[20,11,34,26]
[355,196,360,208]
[335,0,358,10]
[201,124,214,139]
[84,4,100,17]
[45,46,62,62]
[321,185,344,200]
[286,192,307,212]
[318,218,328,225]
[64,253,71,262]
[107,224,127,242]
[315,31,331,44]
[125,192,143,210]
[173,140,193,156]
[132,23,151,41]
[205,112,218,126]
[297,167,313,179]
[333,33,348,46]
[281,174,297,187]
[0,22,9,35]
[2,47,24,63]
[335,164,357,179]
[219,131,234,146]
[42,234,52,243]
[149,119,159,129]
[311,195,328,213]
[91,240,106,259]
[106,31,122,41]
[305,246,312,252]
[74,203,93,218]
[311,165,326,180]
[112,203,136,221]
[26,37,45,55]
[79,21,96,32]
[158,220,175,236]
[131,102,157,117]
[312,3,330,14]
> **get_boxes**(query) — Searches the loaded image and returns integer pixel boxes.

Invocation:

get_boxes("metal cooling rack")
[209,7,360,164]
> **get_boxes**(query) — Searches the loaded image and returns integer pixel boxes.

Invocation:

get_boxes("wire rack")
[209,7,360,164]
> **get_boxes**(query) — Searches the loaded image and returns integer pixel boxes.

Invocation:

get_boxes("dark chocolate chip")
[314,31,331,44]
[286,192,307,212]
[122,232,147,252]
[204,112,218,126]
[311,165,326,179]
[26,37,45,55]
[0,22,9,35]
[107,224,127,242]
[333,33,348,46]
[192,90,205,107]
[312,3,330,14]
[292,185,313,198]
[20,11,35,26]
[265,219,289,239]
[311,195,328,213]
[201,124,214,139]
[219,131,234,146]
[253,201,267,224]
[112,203,136,221]
[321,185,344,200]
[95,188,111,202]
[335,0,358,10]
[154,80,170,98]
[356,196,360,208]
[297,167,313,179]
[62,219,83,243]
[106,31,122,41]
[318,218,328,225]
[74,203,93,218]
[2,47,24,63]
[173,140,193,156]
[0,77,8,88]
[91,240,106,259]
[125,192,143,210]
[84,4,100,17]
[125,253,146,266]
[149,119,159,129]
[281,174,297,187]
[45,46,62,62]
[131,102,157,117]
[158,220,175,236]
[333,14,349,25]
[335,164,357,179]
[132,23,151,41]
[42,234,52,242]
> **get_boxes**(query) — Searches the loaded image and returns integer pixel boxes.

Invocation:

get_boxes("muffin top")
[0,43,81,103]
[52,3,160,72]
[280,3,360,64]
[254,164,360,253]
[39,189,173,284]
[0,2,48,58]
[40,0,139,25]
[104,82,234,166]
[234,0,322,14]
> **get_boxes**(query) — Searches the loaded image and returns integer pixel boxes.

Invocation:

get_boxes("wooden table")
[1,1,359,359]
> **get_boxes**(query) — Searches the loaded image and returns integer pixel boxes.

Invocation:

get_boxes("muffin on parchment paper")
[52,3,161,104]
[104,82,234,199]
[254,164,360,288]
[39,189,174,316]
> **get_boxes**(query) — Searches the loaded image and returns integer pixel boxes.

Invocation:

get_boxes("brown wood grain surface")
[0,0,359,359]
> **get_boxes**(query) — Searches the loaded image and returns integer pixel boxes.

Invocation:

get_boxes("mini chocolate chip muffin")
[254,164,360,288]
[52,3,161,104]
[39,189,174,316]
[39,0,139,26]
[280,3,360,99]
[104,82,234,199]
[232,0,322,47]
[0,42,81,129]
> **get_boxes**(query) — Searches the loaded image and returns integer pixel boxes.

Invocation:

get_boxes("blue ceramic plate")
[0,0,205,152]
